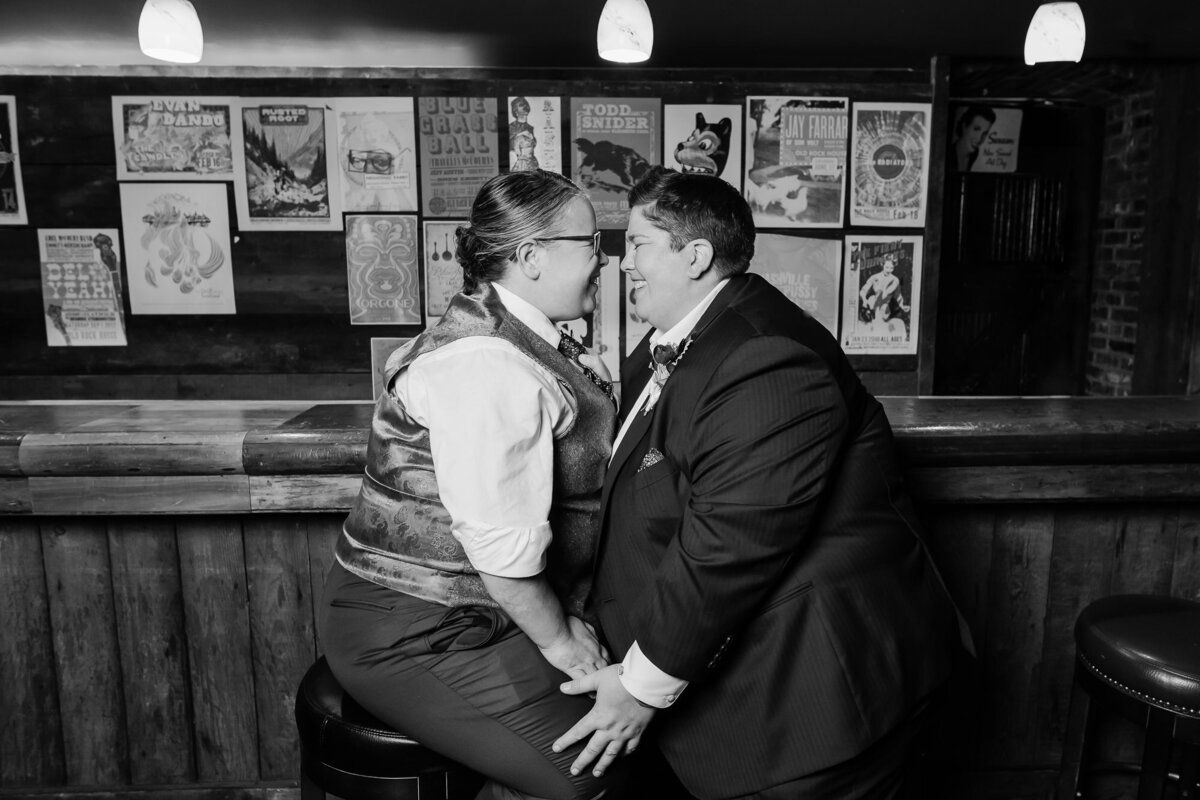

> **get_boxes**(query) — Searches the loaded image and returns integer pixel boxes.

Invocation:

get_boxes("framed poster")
[370,337,412,401]
[571,98,660,230]
[0,95,28,225]
[850,102,931,227]
[234,99,342,231]
[345,214,422,325]
[507,95,562,174]
[418,97,500,218]
[38,229,127,346]
[841,235,922,355]
[750,233,841,336]
[952,105,1023,173]
[663,103,742,188]
[112,96,240,180]
[334,97,419,212]
[744,97,848,228]
[422,219,464,321]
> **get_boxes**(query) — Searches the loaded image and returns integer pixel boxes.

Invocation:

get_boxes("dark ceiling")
[0,0,1196,69]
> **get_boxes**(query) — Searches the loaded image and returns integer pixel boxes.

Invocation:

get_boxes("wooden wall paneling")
[1031,507,1117,765]
[107,519,196,784]
[0,373,373,402]
[980,508,1055,766]
[39,519,129,785]
[1171,504,1200,601]
[917,55,949,395]
[921,505,995,764]
[304,516,342,656]
[28,475,250,515]
[1109,505,1179,596]
[176,518,259,782]
[0,519,65,786]
[243,516,318,779]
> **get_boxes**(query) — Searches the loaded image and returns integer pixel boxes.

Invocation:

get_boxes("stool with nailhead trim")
[294,657,485,800]
[1056,595,1200,800]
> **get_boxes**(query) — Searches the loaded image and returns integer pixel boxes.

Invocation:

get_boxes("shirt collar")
[649,278,730,350]
[492,282,562,349]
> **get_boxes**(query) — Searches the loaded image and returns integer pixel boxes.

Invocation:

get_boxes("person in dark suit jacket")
[553,166,970,799]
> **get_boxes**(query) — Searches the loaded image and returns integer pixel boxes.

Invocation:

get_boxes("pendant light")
[1024,1,1086,65]
[597,0,653,63]
[139,0,204,64]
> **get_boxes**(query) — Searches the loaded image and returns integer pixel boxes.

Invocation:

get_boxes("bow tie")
[558,332,616,409]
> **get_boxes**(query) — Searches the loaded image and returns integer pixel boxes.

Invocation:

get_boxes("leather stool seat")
[1058,594,1200,800]
[294,657,483,800]
[1075,594,1200,717]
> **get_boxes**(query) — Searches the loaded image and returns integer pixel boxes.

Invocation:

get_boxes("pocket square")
[638,448,665,472]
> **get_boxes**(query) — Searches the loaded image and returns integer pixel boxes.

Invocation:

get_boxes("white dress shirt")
[392,283,575,578]
[615,278,728,709]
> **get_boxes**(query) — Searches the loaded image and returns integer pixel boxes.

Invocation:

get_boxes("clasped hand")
[538,616,609,679]
[553,665,657,778]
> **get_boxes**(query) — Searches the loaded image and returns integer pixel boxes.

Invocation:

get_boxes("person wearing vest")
[318,171,622,800]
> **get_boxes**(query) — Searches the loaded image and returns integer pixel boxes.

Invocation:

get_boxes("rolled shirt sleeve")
[397,337,575,578]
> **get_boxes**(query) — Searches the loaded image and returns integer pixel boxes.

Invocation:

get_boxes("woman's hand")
[538,616,610,679]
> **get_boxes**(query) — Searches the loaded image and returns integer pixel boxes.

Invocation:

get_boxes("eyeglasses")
[537,231,602,258]
[346,149,395,175]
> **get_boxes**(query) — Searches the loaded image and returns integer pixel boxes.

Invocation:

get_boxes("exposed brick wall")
[1085,90,1154,396]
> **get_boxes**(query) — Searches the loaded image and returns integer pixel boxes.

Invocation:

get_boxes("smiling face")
[623,203,700,332]
[538,196,608,323]
[964,115,992,150]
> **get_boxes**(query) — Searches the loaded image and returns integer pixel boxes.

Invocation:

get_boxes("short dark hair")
[956,105,997,136]
[628,166,755,278]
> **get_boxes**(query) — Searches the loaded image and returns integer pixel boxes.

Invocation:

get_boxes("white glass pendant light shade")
[1024,1,1086,65]
[139,0,204,64]
[597,0,654,63]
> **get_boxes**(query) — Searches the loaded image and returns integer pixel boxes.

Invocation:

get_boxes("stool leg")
[301,767,326,800]
[1178,742,1198,800]
[1057,669,1093,800]
[1136,709,1172,800]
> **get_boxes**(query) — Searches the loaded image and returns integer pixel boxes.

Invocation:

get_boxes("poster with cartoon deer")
[571,98,660,230]
[744,97,848,229]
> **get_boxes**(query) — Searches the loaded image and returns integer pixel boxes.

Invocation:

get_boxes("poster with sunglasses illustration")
[417,97,499,218]
[422,219,465,321]
[334,98,419,213]
[345,214,422,325]
[233,98,343,231]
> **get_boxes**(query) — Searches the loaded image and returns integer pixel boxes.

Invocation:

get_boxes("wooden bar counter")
[2,397,1199,799]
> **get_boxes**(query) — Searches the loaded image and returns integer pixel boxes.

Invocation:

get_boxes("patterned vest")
[336,284,615,617]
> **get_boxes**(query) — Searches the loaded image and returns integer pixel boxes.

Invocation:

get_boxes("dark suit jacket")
[592,274,963,799]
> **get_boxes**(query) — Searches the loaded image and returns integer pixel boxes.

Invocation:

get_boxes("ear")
[685,239,716,280]
[512,240,543,280]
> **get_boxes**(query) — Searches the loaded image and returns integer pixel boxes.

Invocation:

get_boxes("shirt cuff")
[619,641,689,709]
[452,518,552,578]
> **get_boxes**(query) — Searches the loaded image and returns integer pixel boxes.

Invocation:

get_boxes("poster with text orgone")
[849,102,931,227]
[571,98,660,230]
[417,97,499,218]
[345,214,422,325]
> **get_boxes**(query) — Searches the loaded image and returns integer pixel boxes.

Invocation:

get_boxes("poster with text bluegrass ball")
[345,215,422,325]
[418,97,499,218]
[849,103,931,227]
[38,229,127,346]
[120,183,235,314]
[334,97,419,213]
[744,97,847,229]
[840,235,922,355]
[111,96,240,181]
[749,234,841,337]
[234,99,342,232]
[0,96,28,225]
[572,98,660,230]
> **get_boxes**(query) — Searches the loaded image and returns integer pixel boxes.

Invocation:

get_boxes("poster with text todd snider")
[120,183,235,314]
[840,235,921,355]
[38,229,128,346]
[572,98,660,230]
[850,103,931,227]
[234,99,342,232]
[418,97,500,218]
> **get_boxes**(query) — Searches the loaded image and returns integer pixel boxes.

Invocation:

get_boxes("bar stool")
[294,657,484,800]
[1057,594,1200,800]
